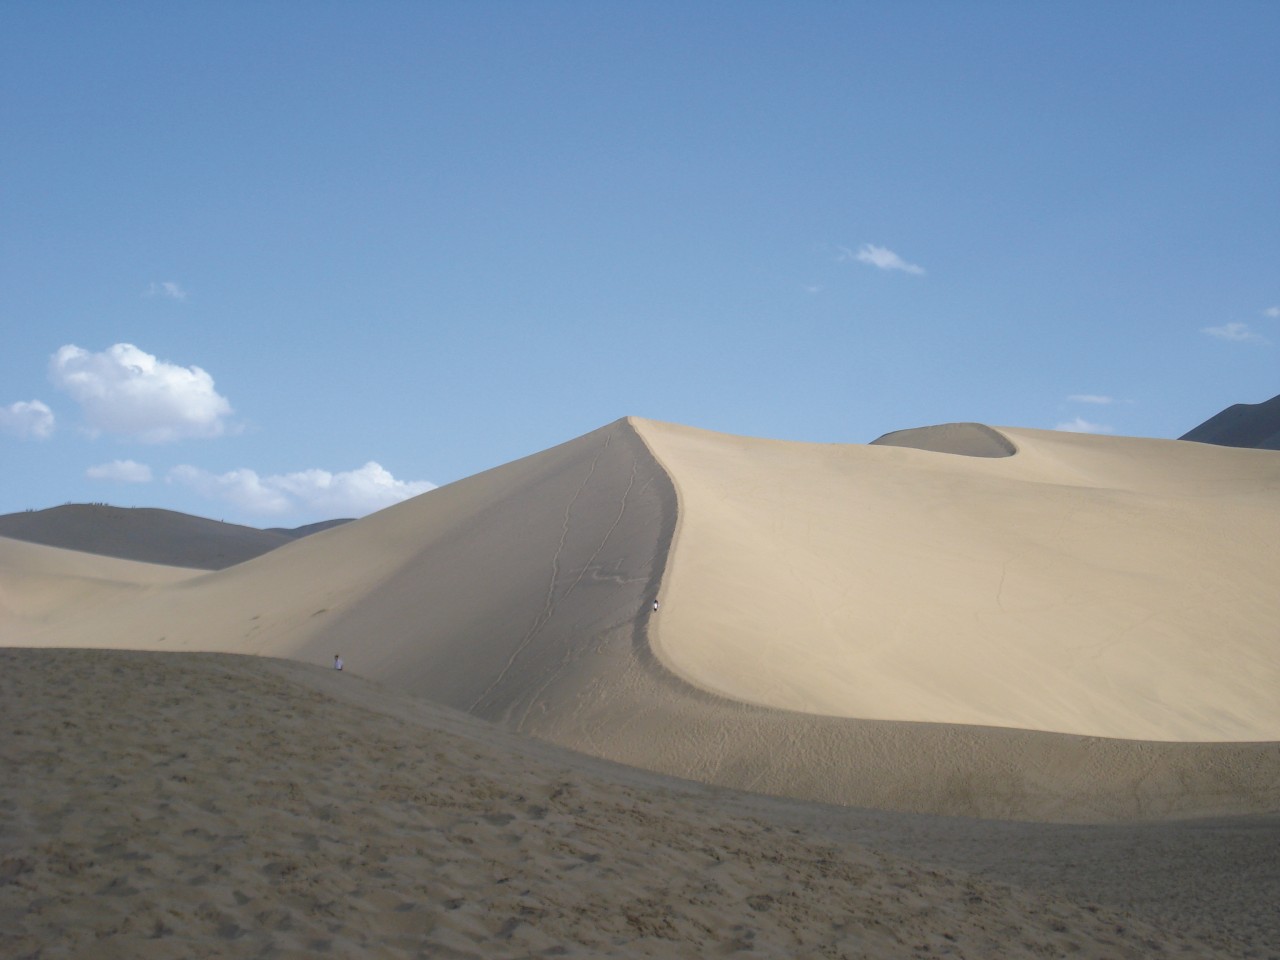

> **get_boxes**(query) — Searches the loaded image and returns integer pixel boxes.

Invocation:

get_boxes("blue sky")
[2,2,1276,525]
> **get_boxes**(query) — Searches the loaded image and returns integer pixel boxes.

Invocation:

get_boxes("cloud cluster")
[87,459,153,483]
[170,462,435,518]
[49,343,234,443]
[841,244,925,275]
[10,335,437,522]
[0,400,55,440]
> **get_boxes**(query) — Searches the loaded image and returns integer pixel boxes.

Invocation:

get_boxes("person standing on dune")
[333,654,343,671]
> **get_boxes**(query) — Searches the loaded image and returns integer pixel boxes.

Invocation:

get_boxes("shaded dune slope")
[1181,392,1280,450]
[5,418,1280,822]
[871,421,1017,457]
[0,504,350,570]
[2,418,674,726]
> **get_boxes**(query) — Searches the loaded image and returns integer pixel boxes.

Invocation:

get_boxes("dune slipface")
[4,417,1280,822]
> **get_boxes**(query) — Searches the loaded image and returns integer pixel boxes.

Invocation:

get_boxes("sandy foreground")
[4,647,1277,960]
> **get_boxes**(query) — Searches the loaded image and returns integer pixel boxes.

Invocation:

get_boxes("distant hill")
[1180,393,1280,450]
[263,518,354,539]
[0,504,352,570]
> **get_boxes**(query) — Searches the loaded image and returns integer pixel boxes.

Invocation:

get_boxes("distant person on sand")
[653,599,660,612]
[333,654,344,671]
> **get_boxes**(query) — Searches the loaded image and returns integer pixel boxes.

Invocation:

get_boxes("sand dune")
[870,421,1017,457]
[1181,391,1280,450]
[7,647,1272,959]
[4,416,1279,821]
[0,536,201,625]
[644,419,1280,740]
[0,504,351,570]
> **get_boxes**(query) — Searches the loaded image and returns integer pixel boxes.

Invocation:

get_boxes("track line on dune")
[513,457,641,729]
[468,434,612,714]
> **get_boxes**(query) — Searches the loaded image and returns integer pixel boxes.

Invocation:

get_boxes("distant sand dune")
[0,503,350,570]
[871,421,1017,457]
[1180,392,1280,450]
[3,417,1279,821]
[0,536,200,622]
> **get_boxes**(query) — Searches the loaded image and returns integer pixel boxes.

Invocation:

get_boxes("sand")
[0,505,350,571]
[642,418,1280,740]
[4,647,1276,959]
[5,417,1277,821]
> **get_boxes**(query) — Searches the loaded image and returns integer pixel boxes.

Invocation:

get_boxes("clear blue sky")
[3,2,1276,525]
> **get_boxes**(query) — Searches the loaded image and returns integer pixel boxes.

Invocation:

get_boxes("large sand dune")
[4,417,1279,822]
[646,419,1280,740]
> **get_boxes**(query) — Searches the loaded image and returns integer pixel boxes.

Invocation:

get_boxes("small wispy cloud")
[87,459,153,483]
[143,281,188,301]
[839,244,925,276]
[1055,417,1113,434]
[803,284,823,295]
[1067,394,1113,405]
[1264,306,1280,319]
[1201,322,1267,343]
[0,399,55,440]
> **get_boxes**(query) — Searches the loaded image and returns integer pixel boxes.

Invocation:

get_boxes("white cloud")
[87,459,153,483]
[49,343,233,443]
[269,462,436,515]
[840,243,925,275]
[1264,306,1280,319]
[170,462,435,518]
[1201,322,1266,343]
[1055,417,1113,434]
[144,281,188,301]
[169,465,293,514]
[0,399,55,440]
[1067,394,1113,405]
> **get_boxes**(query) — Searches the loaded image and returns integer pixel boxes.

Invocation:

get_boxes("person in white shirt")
[333,654,344,671]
